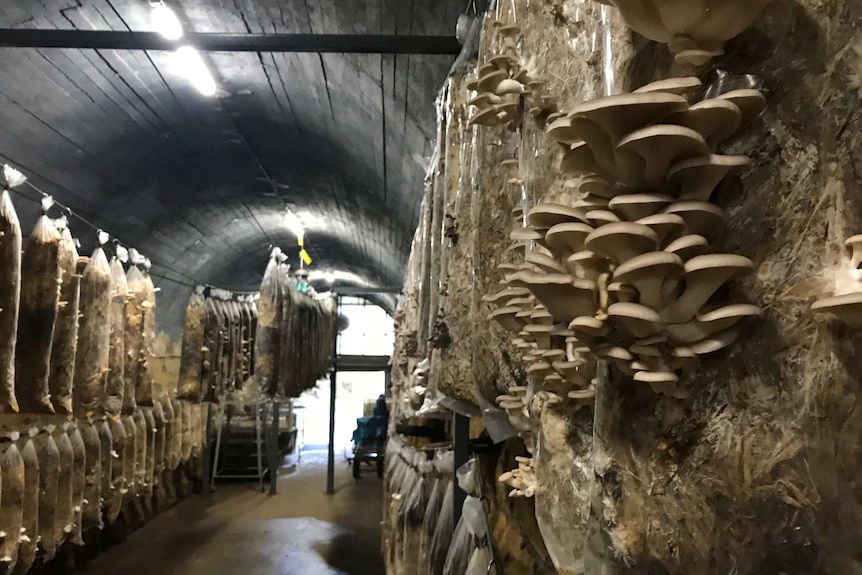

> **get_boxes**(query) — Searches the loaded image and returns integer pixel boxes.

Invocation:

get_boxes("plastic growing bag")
[429,484,455,575]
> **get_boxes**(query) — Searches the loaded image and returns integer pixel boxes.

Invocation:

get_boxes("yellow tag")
[300,249,312,266]
[297,233,304,247]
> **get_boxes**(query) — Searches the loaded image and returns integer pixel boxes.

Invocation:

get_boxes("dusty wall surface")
[389,0,862,573]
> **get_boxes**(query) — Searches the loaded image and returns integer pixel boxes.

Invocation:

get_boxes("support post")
[202,403,214,492]
[452,412,470,524]
[268,400,281,495]
[326,296,341,495]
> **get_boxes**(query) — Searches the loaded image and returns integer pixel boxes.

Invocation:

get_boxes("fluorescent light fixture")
[175,46,217,96]
[284,210,305,239]
[151,2,183,41]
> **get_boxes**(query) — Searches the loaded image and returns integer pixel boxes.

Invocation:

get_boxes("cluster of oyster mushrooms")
[498,455,537,498]
[811,235,862,325]
[467,23,554,129]
[592,0,774,66]
[490,77,765,399]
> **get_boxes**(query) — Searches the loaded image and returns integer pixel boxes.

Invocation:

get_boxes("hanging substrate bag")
[48,228,80,416]
[136,271,156,407]
[35,430,59,560]
[177,290,206,402]
[73,247,111,416]
[80,421,102,531]
[13,436,38,575]
[68,426,85,546]
[15,216,61,414]
[97,420,113,525]
[106,257,128,417]
[106,417,126,523]
[0,191,21,414]
[53,427,74,548]
[123,266,146,415]
[0,439,24,574]
[254,253,282,397]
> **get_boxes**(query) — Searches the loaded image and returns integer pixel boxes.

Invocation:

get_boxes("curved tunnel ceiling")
[0,0,463,332]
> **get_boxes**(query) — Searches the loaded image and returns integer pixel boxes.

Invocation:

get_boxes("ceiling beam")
[0,29,462,55]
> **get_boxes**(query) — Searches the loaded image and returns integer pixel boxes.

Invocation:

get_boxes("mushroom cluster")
[490,77,764,398]
[811,235,862,325]
[467,24,554,129]
[498,456,537,498]
[593,0,773,66]
[487,193,599,425]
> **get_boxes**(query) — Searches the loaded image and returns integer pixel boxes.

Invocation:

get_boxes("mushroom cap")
[568,387,597,401]
[663,201,727,240]
[526,360,555,379]
[586,209,621,227]
[690,328,740,355]
[498,262,521,274]
[667,303,761,343]
[585,222,659,264]
[715,89,766,128]
[661,254,755,324]
[511,227,544,242]
[482,287,531,306]
[525,251,567,274]
[609,193,675,221]
[634,76,702,95]
[664,234,710,261]
[470,106,509,126]
[569,316,610,337]
[541,349,567,361]
[594,345,634,361]
[846,234,862,268]
[520,272,597,323]
[668,154,752,202]
[579,175,624,199]
[469,93,503,107]
[638,213,686,245]
[607,302,664,338]
[617,124,710,187]
[547,116,581,145]
[545,222,595,258]
[613,251,685,309]
[527,203,589,228]
[608,281,638,303]
[633,371,678,384]
[477,69,509,92]
[811,292,862,325]
[496,78,525,95]
[560,141,603,175]
[666,99,742,148]
[573,195,611,209]
[488,54,513,71]
[566,250,607,280]
[530,307,555,326]
[490,307,526,332]
[570,92,688,142]
[630,344,662,357]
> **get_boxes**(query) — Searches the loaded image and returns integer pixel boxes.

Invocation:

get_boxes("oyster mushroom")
[846,235,862,269]
[609,193,675,221]
[594,345,635,374]
[638,213,686,245]
[613,251,685,309]
[477,69,508,92]
[617,125,710,187]
[586,209,621,227]
[585,222,659,264]
[525,252,567,274]
[569,92,687,142]
[716,89,767,128]
[665,99,742,149]
[608,281,638,303]
[490,307,526,332]
[634,76,702,95]
[634,370,679,395]
[579,175,626,199]
[690,328,740,354]
[665,234,710,261]
[569,316,610,340]
[661,254,755,323]
[527,203,589,228]
[560,141,604,175]
[811,293,862,325]
[522,272,598,323]
[546,115,581,145]
[607,302,664,338]
[574,195,611,209]
[567,250,607,281]
[668,155,752,201]
[483,287,531,307]
[666,303,762,343]
[524,324,556,350]
[663,201,727,240]
[545,223,595,259]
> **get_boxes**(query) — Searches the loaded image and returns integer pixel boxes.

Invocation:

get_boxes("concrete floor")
[79,449,385,575]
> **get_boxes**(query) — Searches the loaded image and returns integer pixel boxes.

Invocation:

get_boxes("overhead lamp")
[284,210,306,241]
[150,1,183,41]
[175,46,217,97]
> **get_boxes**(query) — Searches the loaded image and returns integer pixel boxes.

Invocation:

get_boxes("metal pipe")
[0,29,462,55]
[326,295,341,495]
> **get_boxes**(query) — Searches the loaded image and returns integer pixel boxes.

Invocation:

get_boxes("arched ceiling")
[0,0,462,331]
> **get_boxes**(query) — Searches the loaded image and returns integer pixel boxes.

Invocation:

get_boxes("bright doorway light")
[150,2,183,41]
[175,46,217,96]
[284,210,306,239]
